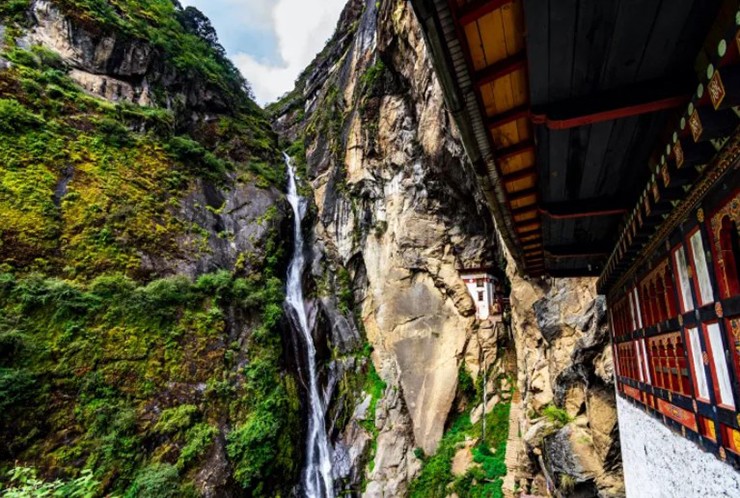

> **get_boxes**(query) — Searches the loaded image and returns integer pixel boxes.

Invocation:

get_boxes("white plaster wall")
[617,395,740,497]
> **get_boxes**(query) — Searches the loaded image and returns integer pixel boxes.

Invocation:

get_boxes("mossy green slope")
[0,1,299,496]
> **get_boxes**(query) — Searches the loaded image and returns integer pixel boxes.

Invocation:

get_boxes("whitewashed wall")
[617,395,740,497]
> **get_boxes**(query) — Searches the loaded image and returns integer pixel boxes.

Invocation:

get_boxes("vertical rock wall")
[504,249,625,497]
[274,0,505,494]
[275,0,625,495]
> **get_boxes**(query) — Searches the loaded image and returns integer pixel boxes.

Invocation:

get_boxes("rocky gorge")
[0,0,624,497]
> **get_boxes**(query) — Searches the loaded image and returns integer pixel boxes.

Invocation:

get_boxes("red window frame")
[706,189,740,300]
[685,325,711,403]
[702,320,736,411]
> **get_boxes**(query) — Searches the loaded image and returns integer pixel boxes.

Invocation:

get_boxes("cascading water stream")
[283,153,334,498]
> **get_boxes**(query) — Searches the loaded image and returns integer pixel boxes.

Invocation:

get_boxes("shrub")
[125,464,180,498]
[0,368,36,414]
[177,423,217,470]
[542,404,572,427]
[0,99,44,134]
[153,404,199,436]
[2,467,100,497]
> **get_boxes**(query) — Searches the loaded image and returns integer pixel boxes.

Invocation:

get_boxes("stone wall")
[617,395,740,497]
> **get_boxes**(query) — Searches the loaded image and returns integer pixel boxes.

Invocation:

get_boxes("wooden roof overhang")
[411,0,729,278]
[598,9,740,295]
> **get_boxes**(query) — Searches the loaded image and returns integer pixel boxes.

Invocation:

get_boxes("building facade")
[462,271,499,320]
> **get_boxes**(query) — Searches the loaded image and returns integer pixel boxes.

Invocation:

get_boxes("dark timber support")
[475,53,527,87]
[531,76,692,130]
[488,105,530,129]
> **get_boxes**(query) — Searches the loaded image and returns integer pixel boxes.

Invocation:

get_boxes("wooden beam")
[530,75,693,130]
[545,244,611,258]
[457,0,514,26]
[475,53,527,87]
[508,188,538,204]
[502,167,536,184]
[497,140,535,161]
[488,105,530,129]
[517,226,540,237]
[539,199,630,219]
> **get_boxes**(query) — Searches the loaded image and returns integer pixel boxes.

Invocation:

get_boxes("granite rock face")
[273,0,501,494]
[505,253,624,497]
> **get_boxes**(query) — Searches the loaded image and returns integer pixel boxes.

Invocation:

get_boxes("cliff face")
[505,264,624,497]
[273,0,507,495]
[1,0,625,496]
[274,1,624,497]
[0,2,301,497]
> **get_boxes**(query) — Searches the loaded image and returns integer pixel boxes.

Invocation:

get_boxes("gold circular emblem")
[716,302,724,318]
[698,208,705,222]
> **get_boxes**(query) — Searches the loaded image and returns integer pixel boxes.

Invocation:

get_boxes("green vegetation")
[542,404,573,428]
[1,467,101,497]
[0,267,299,496]
[0,41,281,278]
[409,381,513,498]
[359,59,387,98]
[0,2,297,495]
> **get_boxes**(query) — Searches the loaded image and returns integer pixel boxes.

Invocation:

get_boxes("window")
[704,322,735,409]
[673,246,694,312]
[688,230,715,305]
[687,327,710,401]
[718,215,740,298]
[476,278,484,288]
[477,291,484,302]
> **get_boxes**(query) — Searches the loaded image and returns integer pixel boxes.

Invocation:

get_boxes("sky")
[181,0,347,105]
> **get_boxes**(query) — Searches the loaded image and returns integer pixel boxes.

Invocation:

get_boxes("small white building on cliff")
[461,270,501,320]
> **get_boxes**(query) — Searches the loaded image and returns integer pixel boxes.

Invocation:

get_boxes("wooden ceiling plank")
[478,8,508,66]
[464,21,487,71]
[547,0,578,103]
[521,0,549,106]
[501,0,525,56]
[488,104,530,128]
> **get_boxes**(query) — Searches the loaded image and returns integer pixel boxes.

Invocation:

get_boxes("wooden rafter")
[531,75,693,130]
[474,53,527,87]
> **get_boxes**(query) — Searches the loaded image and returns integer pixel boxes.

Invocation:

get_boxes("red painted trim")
[503,167,536,184]
[457,0,514,26]
[545,251,611,259]
[540,207,628,220]
[475,53,527,87]
[497,141,535,161]
[531,95,687,130]
[488,105,530,129]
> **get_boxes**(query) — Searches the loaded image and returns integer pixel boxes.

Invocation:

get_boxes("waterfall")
[283,153,334,498]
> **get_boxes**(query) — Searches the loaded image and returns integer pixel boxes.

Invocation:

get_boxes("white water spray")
[283,153,334,498]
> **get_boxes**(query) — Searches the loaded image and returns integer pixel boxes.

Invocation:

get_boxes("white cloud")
[232,0,348,105]
[183,0,347,105]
